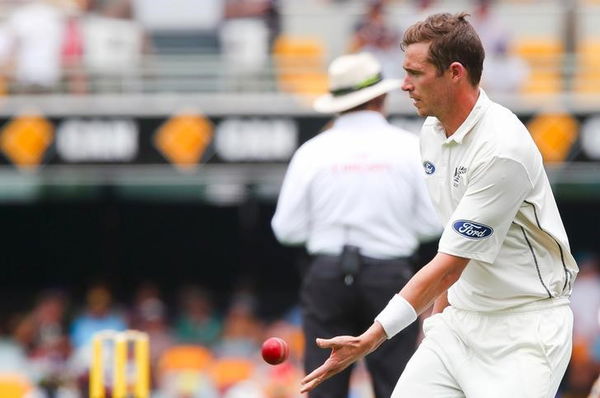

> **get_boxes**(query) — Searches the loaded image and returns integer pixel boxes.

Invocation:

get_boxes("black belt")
[312,245,412,285]
[312,253,412,263]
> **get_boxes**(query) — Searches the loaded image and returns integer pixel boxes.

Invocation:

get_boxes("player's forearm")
[373,253,468,340]
[431,291,449,315]
[400,253,468,315]
[359,321,388,354]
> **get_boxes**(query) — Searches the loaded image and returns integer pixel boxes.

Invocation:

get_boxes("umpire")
[272,52,441,398]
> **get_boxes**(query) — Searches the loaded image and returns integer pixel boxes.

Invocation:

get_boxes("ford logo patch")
[423,161,436,175]
[452,220,493,240]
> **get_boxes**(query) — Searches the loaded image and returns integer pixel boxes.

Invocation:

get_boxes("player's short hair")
[401,12,485,86]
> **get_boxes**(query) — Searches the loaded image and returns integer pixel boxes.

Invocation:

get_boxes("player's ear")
[448,62,466,82]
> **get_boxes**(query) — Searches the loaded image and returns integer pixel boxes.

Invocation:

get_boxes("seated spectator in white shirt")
[6,0,71,93]
[82,2,146,79]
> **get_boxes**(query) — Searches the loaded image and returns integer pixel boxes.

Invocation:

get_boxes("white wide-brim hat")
[313,52,401,113]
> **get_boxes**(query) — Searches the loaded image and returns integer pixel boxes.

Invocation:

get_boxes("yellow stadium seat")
[510,37,564,94]
[158,345,214,373]
[0,373,32,398]
[272,35,329,96]
[209,358,255,390]
[573,39,600,93]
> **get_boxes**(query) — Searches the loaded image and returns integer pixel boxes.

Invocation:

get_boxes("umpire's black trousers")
[301,254,419,398]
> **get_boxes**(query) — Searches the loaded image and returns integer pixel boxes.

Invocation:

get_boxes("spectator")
[69,283,127,349]
[0,314,45,397]
[220,0,280,90]
[0,314,34,375]
[403,0,438,27]
[213,290,262,359]
[173,286,222,347]
[481,40,528,94]
[128,282,163,328]
[28,290,77,398]
[61,3,88,95]
[81,0,147,92]
[129,283,174,371]
[470,0,509,57]
[224,0,280,47]
[348,0,404,79]
[6,0,72,93]
[471,0,528,94]
[30,290,70,359]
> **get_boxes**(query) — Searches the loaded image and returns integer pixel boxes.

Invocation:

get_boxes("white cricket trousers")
[392,302,573,398]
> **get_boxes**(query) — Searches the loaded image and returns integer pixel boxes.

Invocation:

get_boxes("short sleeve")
[438,157,533,263]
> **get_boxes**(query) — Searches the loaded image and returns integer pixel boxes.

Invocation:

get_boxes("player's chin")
[414,105,427,117]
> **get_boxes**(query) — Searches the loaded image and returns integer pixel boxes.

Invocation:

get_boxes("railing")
[2,53,295,95]
[0,51,596,97]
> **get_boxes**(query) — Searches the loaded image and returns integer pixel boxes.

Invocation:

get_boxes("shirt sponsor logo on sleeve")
[423,161,436,175]
[452,220,494,240]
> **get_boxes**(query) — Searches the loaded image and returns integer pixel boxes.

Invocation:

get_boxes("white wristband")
[375,294,417,339]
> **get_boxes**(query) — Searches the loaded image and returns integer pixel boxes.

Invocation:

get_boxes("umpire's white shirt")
[421,89,579,311]
[272,111,441,259]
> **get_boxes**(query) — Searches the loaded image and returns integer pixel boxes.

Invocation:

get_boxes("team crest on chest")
[452,166,467,187]
[423,161,436,175]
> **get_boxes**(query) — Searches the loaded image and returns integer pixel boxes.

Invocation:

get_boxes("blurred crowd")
[0,251,596,398]
[0,0,530,96]
[348,0,528,92]
[0,281,312,398]
[0,0,281,94]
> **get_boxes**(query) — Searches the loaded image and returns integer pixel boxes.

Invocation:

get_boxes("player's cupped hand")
[300,335,369,393]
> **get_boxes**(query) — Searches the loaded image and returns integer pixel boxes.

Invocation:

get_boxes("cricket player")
[300,12,579,398]
[272,52,441,398]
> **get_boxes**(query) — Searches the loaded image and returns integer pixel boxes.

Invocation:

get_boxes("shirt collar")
[333,110,388,130]
[433,88,491,145]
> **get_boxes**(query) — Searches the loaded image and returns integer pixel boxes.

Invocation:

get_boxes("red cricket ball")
[261,337,289,365]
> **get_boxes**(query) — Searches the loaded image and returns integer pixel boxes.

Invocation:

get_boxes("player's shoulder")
[480,102,539,163]
[485,102,523,129]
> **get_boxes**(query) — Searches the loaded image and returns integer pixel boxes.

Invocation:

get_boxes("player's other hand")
[300,323,386,393]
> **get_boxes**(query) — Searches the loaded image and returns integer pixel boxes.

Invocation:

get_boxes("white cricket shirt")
[272,111,441,259]
[420,89,578,311]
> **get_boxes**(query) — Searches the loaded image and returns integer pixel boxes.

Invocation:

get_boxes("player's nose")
[401,76,413,92]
